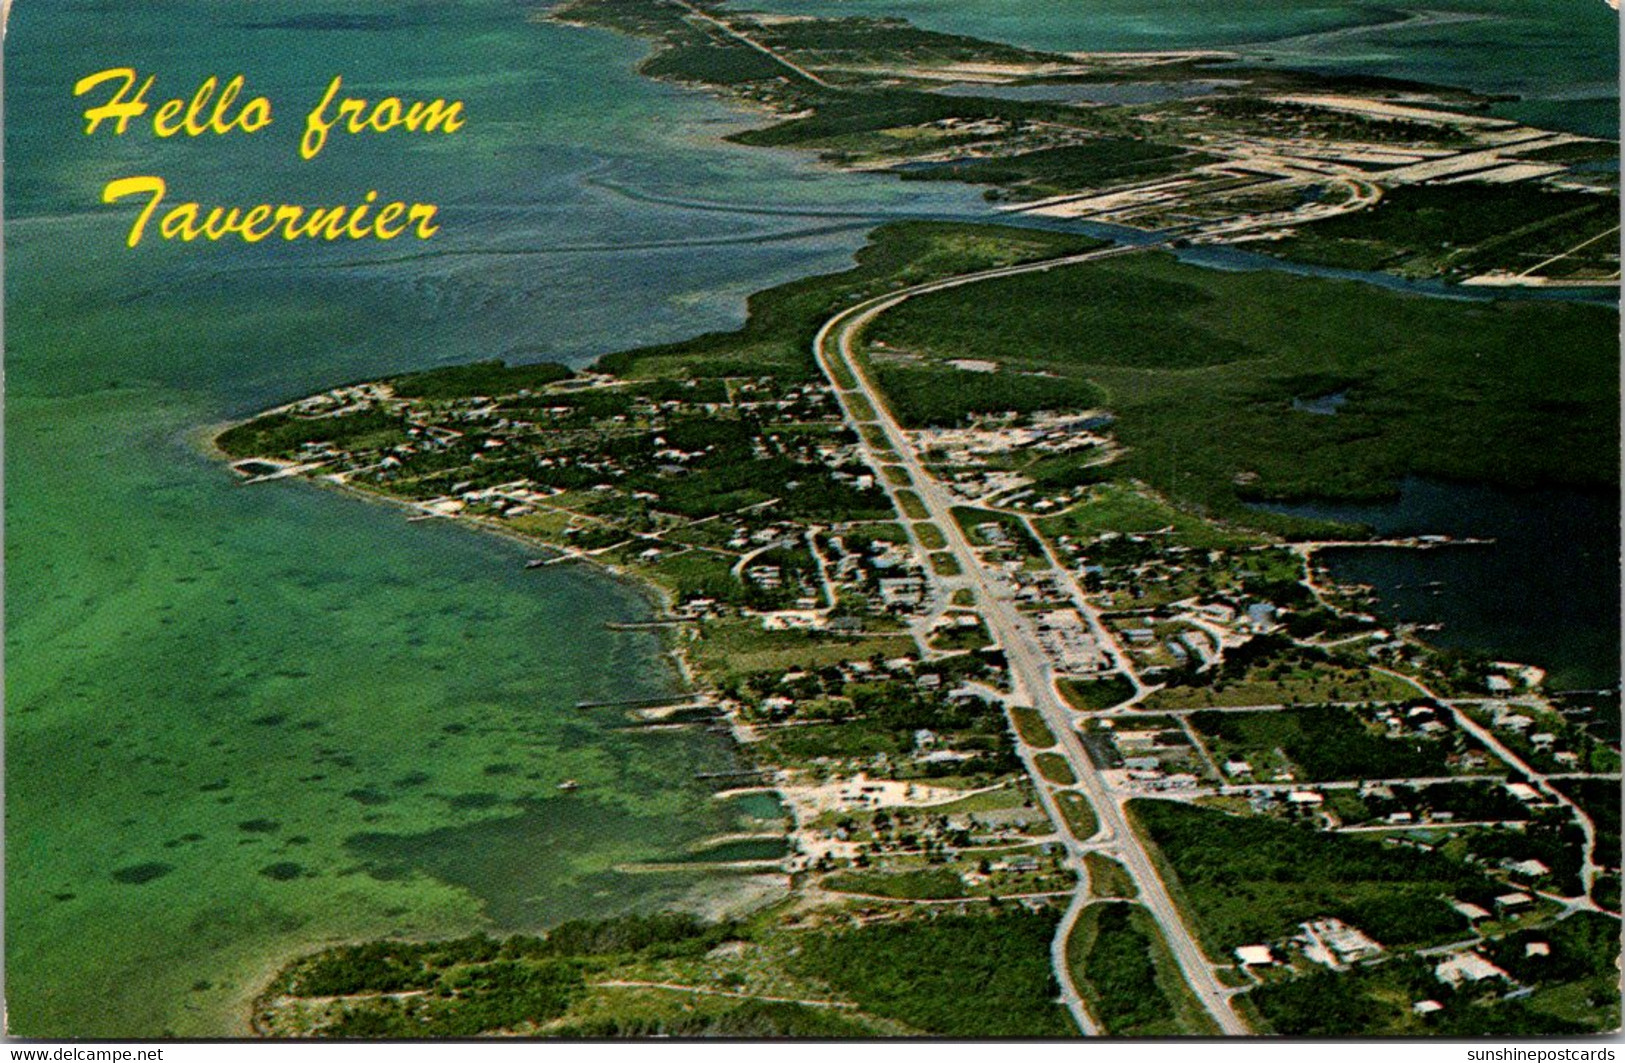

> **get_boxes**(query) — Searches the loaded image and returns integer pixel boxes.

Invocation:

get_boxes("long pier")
[575,694,698,710]
[614,704,726,730]
[1291,535,1494,552]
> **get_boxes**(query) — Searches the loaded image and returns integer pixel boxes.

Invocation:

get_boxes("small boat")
[557,779,580,792]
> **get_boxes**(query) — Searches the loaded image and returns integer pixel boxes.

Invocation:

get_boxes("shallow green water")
[4,0,980,1037]
[672,838,792,862]
[5,0,1615,1039]
[5,371,755,1034]
[724,791,792,821]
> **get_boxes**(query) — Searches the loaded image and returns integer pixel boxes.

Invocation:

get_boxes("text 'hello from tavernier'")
[75,69,465,247]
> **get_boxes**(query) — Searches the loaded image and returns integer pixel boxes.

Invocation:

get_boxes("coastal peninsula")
[555,0,1618,286]
[223,219,1619,1035]
[221,0,1619,1039]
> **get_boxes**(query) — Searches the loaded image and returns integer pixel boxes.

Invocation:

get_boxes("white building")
[1435,951,1508,987]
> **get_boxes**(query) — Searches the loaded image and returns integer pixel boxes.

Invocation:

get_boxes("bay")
[4,0,1615,1038]
[1260,480,1621,692]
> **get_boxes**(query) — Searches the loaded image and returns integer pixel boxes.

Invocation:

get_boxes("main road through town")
[811,242,1252,1035]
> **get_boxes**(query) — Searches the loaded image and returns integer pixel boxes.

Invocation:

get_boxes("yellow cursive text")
[101,176,440,247]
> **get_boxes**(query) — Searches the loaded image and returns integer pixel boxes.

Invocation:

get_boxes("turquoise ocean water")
[4,0,1616,1037]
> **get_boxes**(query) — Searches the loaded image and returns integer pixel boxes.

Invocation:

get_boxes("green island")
[218,0,1618,1040]
[557,0,1617,287]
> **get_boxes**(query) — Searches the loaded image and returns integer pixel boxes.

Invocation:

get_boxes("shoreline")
[197,418,770,1036]
[7,0,1612,1040]
[204,415,687,627]
[203,234,1615,1036]
[201,2,1616,1031]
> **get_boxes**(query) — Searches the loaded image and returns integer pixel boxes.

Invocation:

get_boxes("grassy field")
[1065,902,1219,1036]
[867,253,1618,522]
[1010,707,1057,748]
[924,783,1031,816]
[847,393,878,421]
[689,620,916,682]
[823,867,966,900]
[862,425,895,454]
[894,490,929,520]
[1058,675,1135,712]
[1054,790,1098,840]
[1084,853,1137,899]
[828,359,858,390]
[1035,753,1078,785]
[1036,482,1265,550]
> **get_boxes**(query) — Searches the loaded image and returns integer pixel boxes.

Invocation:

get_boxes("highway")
[810,243,1252,1035]
[668,0,835,88]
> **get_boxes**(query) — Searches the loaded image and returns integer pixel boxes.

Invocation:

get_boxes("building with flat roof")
[1435,951,1508,987]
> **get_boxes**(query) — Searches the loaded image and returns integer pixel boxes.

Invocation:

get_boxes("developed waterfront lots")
[7,0,1615,1039]
[222,217,1619,1036]
[215,0,1616,1039]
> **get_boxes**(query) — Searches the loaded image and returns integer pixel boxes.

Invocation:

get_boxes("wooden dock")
[575,694,698,710]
